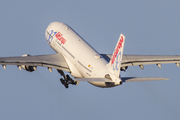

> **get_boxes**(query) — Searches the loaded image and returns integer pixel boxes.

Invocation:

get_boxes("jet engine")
[20,54,37,72]
[120,66,128,71]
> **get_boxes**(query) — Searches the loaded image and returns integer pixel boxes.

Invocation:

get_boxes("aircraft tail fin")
[107,33,125,77]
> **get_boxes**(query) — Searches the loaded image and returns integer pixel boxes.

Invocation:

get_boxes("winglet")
[107,34,125,77]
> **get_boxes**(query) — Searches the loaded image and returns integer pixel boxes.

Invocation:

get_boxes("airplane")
[0,21,180,88]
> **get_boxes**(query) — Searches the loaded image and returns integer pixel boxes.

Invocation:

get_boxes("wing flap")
[121,77,169,82]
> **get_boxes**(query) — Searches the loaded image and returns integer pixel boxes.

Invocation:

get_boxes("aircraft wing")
[0,53,70,72]
[101,54,180,68]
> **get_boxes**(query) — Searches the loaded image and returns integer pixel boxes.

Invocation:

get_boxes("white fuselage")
[45,22,121,87]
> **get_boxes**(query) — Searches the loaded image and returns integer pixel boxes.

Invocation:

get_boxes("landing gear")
[57,70,77,88]
[60,78,69,88]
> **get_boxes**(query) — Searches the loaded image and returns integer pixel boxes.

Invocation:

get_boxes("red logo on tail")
[111,36,124,65]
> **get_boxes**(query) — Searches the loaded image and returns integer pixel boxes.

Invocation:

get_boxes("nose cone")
[45,21,70,40]
[45,22,64,44]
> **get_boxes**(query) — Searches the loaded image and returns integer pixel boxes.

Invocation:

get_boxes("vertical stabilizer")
[107,34,125,77]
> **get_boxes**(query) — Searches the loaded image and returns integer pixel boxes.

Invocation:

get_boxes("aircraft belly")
[88,81,116,88]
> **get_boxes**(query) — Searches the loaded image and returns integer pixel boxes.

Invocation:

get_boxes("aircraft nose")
[45,22,62,42]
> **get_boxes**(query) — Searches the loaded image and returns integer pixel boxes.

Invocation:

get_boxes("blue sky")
[0,0,180,120]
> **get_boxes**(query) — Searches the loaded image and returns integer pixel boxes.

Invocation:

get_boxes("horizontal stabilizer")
[121,77,169,82]
[74,78,112,82]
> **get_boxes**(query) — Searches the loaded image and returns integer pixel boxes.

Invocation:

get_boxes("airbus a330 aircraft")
[1,22,180,88]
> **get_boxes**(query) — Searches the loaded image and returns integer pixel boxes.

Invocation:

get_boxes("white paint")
[45,22,123,87]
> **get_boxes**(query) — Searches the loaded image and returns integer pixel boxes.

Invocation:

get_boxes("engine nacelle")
[120,66,128,71]
[20,54,37,72]
[21,65,37,72]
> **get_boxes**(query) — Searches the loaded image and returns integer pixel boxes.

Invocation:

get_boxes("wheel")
[64,83,69,88]
[66,75,71,80]
[60,78,64,84]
